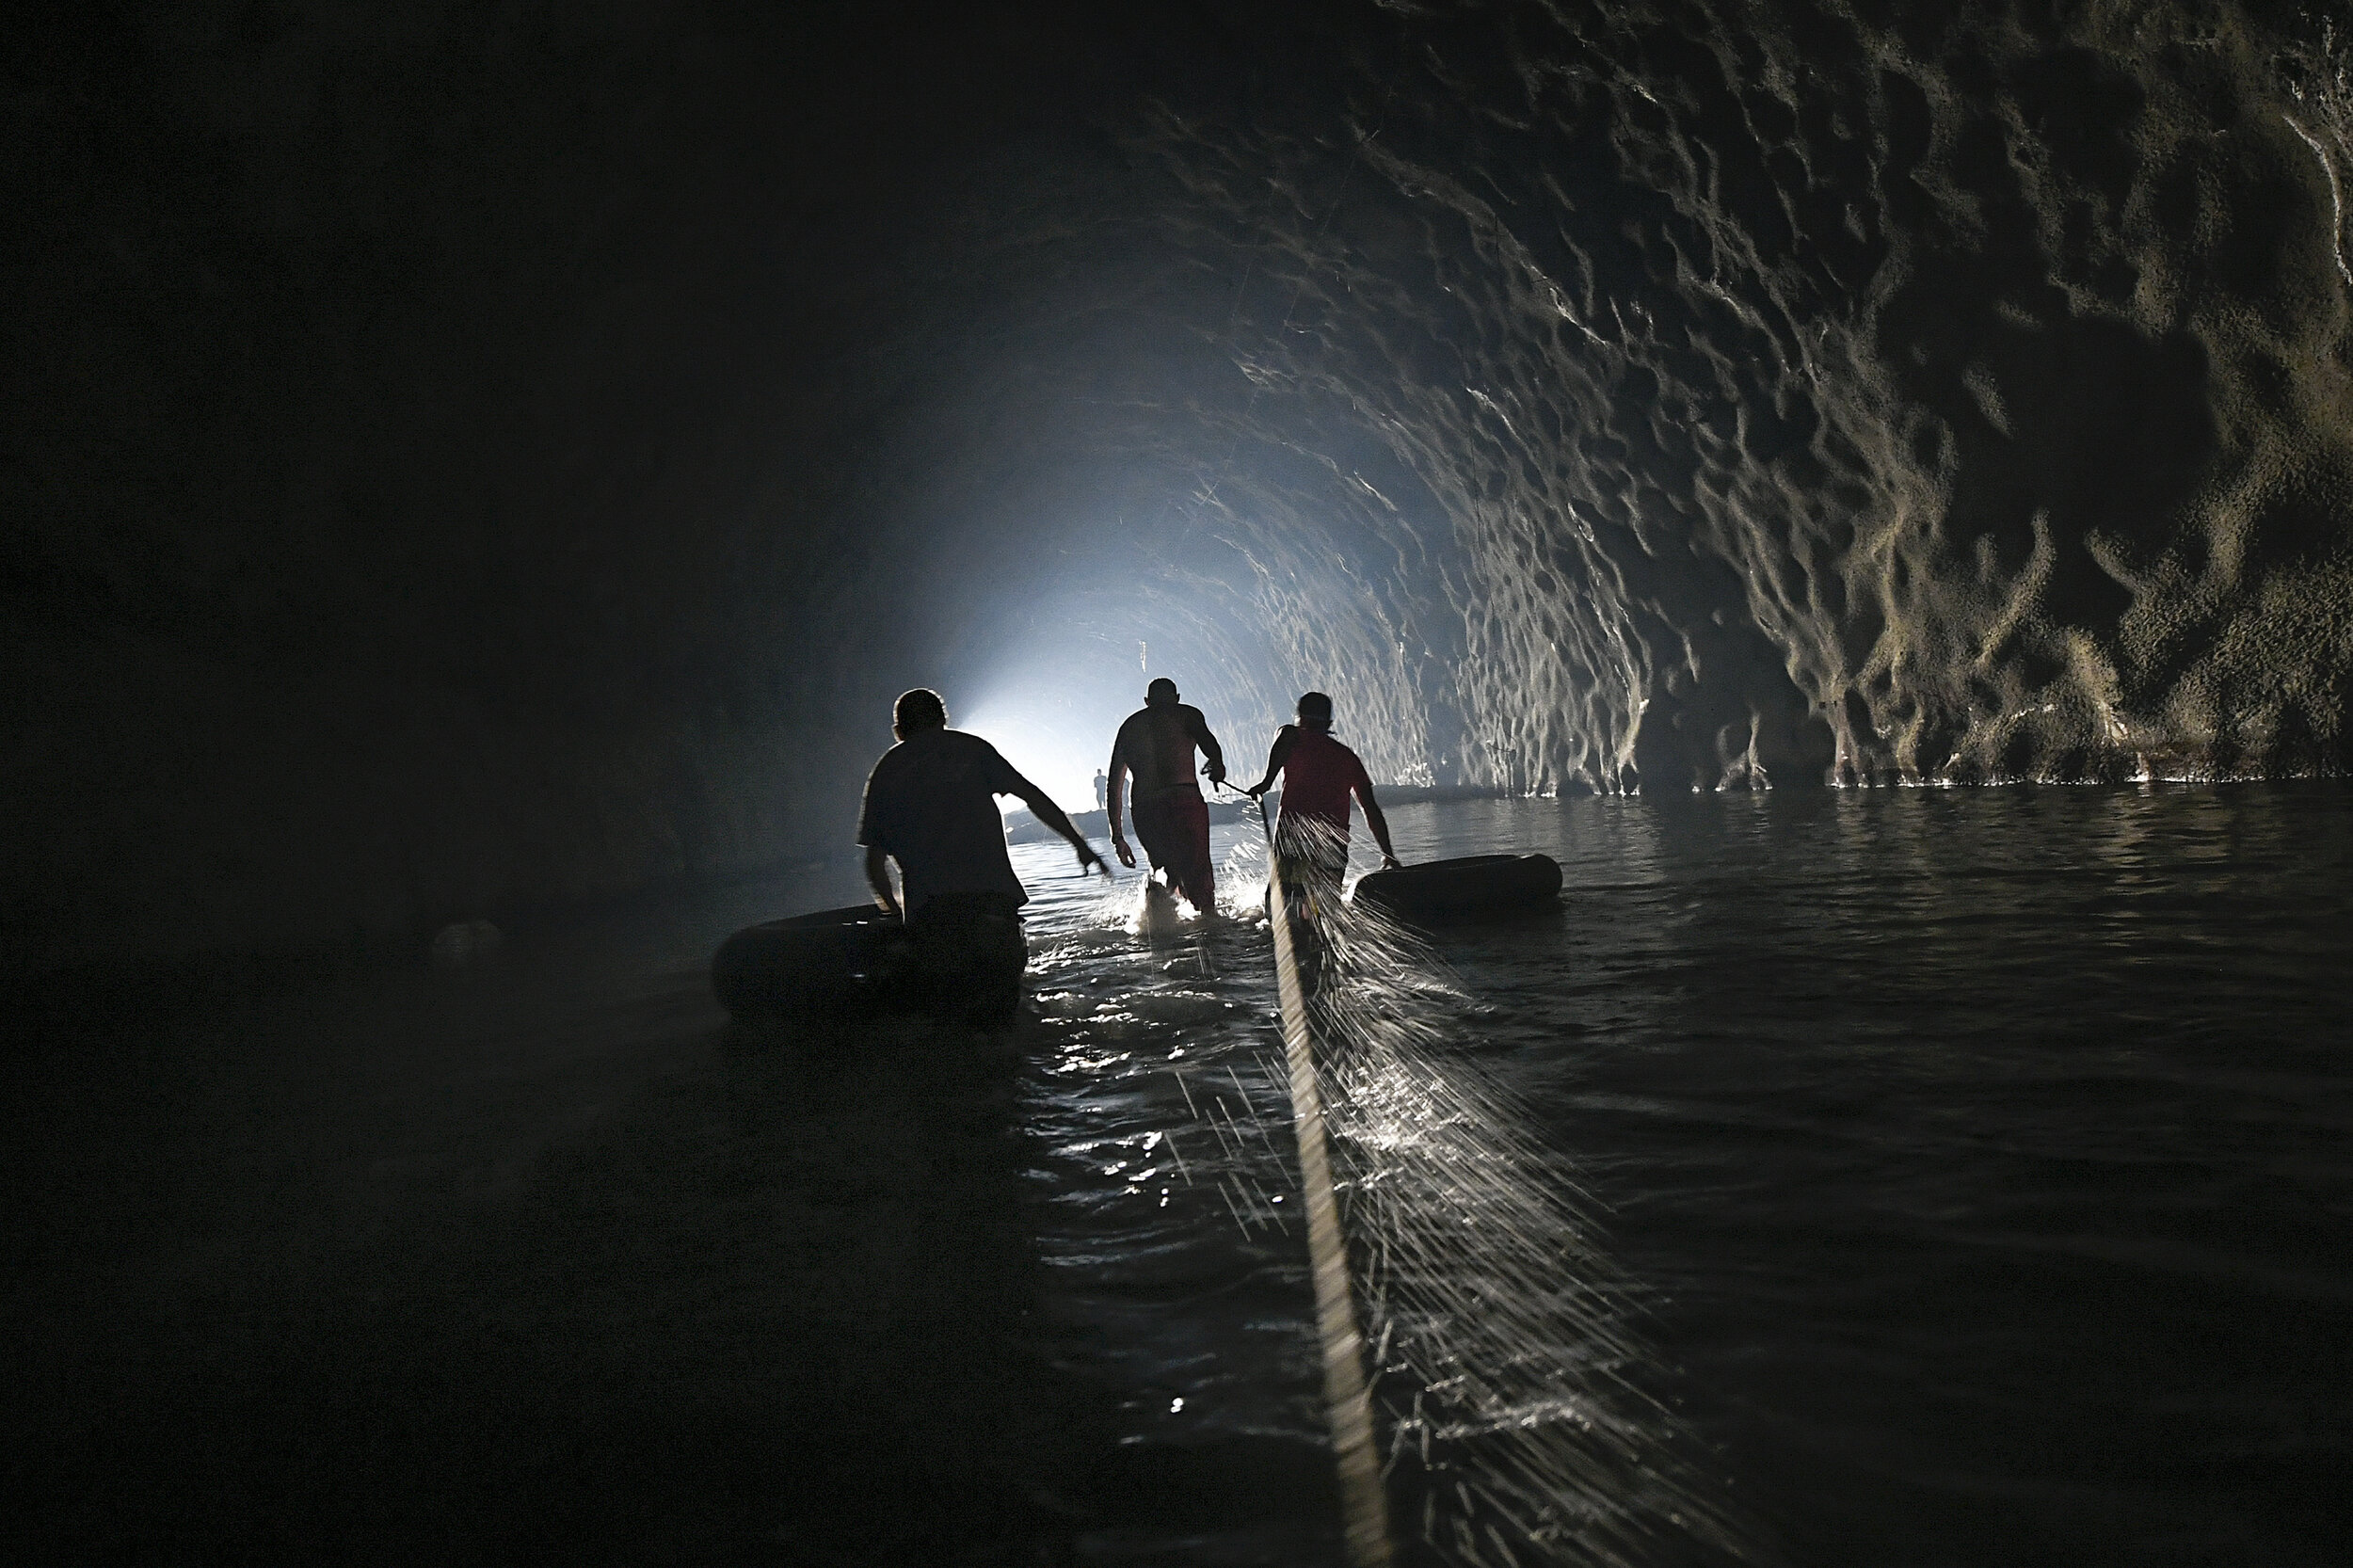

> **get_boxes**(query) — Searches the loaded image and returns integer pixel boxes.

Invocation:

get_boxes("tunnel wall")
[1121,0,2353,792]
[8,0,2353,981]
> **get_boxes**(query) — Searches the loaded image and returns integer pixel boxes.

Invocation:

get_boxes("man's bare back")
[1112,703,1222,797]
[1105,679,1227,912]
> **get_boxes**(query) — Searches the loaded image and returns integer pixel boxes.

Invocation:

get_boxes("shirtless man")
[1106,678,1227,914]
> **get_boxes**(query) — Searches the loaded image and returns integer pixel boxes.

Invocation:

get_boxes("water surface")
[7,783,2345,1566]
[1014,782,2352,1566]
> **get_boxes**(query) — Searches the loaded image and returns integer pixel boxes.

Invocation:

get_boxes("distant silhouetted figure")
[1244,691,1401,898]
[858,688,1107,1017]
[1107,677,1227,914]
[1093,770,1108,810]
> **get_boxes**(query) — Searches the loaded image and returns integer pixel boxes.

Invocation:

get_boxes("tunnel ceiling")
[9,0,2353,963]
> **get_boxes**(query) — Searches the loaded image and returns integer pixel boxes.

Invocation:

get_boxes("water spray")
[1251,787,1396,1567]
[1218,787,1758,1565]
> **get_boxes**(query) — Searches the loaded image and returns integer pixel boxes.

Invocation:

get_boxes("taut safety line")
[1254,792,1395,1566]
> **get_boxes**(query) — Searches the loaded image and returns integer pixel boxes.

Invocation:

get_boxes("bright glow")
[935,564,1276,819]
[954,691,1123,818]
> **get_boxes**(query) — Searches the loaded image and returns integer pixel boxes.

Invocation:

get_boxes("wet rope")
[1255,792,1395,1567]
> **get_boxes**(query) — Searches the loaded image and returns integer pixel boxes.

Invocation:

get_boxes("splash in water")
[1161,825,1765,1565]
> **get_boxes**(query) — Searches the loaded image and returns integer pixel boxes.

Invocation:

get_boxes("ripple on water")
[1002,789,2353,1567]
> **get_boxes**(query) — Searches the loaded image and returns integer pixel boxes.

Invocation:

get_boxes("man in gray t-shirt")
[857,688,1105,919]
[857,689,1105,1021]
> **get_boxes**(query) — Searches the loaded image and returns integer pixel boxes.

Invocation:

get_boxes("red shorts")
[1131,789,1215,912]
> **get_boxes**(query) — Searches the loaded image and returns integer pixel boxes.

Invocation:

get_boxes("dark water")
[8,784,2348,1565]
[1012,783,2353,1566]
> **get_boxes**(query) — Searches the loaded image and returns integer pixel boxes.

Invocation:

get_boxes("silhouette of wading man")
[858,688,1107,1019]
[1106,678,1227,914]
[1244,691,1401,908]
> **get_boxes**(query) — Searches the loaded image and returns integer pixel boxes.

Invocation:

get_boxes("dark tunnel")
[9,6,2353,1567]
[10,0,2351,979]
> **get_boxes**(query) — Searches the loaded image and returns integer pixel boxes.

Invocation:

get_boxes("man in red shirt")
[1241,691,1401,900]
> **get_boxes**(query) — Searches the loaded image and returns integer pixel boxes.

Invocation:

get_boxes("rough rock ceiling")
[8,0,2350,965]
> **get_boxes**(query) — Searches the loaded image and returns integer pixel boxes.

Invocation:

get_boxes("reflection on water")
[8,785,2344,1565]
[1013,782,2351,1567]
[1308,888,1754,1568]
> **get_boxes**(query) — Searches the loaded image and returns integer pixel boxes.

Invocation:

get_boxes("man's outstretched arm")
[1103,744,1136,868]
[1242,727,1297,797]
[864,846,902,916]
[1011,776,1111,876]
[1188,709,1227,786]
[1353,778,1402,869]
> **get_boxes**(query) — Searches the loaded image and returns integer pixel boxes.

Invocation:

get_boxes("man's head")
[1295,691,1334,731]
[893,688,947,740]
[1145,678,1179,708]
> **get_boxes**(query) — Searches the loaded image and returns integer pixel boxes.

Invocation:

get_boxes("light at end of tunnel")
[955,696,1118,817]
